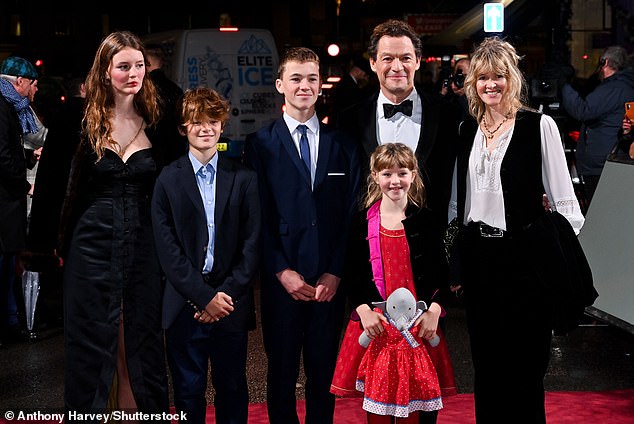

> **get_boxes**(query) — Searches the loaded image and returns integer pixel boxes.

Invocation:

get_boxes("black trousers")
[166,308,249,424]
[260,275,345,424]
[460,225,552,424]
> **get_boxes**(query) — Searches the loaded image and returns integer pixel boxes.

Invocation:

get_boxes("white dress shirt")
[376,89,422,154]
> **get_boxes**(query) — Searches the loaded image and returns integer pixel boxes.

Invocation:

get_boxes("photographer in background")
[561,46,634,207]
[441,58,470,121]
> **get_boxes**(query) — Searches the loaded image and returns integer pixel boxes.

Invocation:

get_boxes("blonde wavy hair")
[463,36,528,122]
[363,143,425,209]
[82,31,160,160]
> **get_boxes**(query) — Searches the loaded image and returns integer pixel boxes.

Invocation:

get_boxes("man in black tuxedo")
[338,19,460,231]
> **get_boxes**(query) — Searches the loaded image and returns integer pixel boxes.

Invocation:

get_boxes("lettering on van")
[237,56,274,88]
[238,92,277,115]
[236,35,275,88]
[186,35,278,117]
[235,35,277,115]
[187,48,233,101]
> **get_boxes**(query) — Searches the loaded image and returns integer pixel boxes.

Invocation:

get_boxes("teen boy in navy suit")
[244,47,361,424]
[151,87,261,424]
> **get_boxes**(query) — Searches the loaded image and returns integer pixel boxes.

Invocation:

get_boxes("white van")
[143,28,283,158]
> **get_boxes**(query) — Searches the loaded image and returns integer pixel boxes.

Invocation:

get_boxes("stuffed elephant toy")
[358,287,440,348]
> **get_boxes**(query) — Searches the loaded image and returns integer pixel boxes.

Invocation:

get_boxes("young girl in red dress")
[331,143,454,424]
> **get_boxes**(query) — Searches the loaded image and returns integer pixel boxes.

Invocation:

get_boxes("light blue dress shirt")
[189,151,218,273]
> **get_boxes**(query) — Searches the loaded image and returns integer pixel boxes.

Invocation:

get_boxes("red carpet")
[200,389,634,423]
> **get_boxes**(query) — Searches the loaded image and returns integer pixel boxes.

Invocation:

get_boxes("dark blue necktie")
[297,124,311,173]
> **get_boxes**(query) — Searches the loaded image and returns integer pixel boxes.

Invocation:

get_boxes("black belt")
[468,222,506,238]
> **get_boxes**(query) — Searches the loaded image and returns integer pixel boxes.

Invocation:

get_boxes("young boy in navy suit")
[151,87,261,424]
[244,47,361,424]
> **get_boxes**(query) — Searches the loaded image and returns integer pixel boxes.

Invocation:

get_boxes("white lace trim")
[357,391,443,417]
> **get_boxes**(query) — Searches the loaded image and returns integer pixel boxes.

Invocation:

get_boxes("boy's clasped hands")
[194,292,234,323]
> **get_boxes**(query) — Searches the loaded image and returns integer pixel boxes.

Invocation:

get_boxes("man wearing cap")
[0,56,40,344]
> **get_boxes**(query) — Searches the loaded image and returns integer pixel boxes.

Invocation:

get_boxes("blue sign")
[484,3,504,33]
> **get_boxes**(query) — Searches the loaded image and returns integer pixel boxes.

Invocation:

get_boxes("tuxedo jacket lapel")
[416,89,440,163]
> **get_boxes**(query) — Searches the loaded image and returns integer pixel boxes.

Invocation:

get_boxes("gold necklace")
[114,119,144,157]
[127,120,144,145]
[482,115,509,140]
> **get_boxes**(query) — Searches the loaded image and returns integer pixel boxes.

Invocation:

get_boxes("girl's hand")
[416,302,441,341]
[357,304,388,339]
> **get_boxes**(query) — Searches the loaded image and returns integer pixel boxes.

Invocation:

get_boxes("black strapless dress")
[63,148,168,414]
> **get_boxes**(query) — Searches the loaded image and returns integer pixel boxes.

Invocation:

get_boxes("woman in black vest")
[451,37,585,423]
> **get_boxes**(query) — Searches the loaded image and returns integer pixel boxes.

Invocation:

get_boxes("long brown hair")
[82,31,160,159]
[363,143,425,209]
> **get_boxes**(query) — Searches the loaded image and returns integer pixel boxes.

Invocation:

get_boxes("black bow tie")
[383,100,413,118]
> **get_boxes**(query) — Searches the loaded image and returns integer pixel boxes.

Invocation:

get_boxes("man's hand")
[33,147,43,161]
[276,268,316,301]
[622,117,633,159]
[622,116,631,135]
[314,273,340,302]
